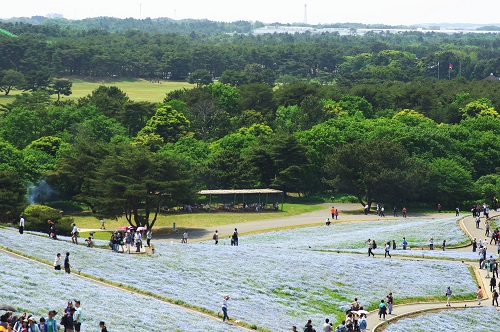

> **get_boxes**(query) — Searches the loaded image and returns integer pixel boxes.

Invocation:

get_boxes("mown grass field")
[0,78,194,105]
[74,203,324,236]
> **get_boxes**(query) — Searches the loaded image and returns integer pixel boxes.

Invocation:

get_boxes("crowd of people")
[296,295,397,332]
[108,228,152,253]
[0,300,108,332]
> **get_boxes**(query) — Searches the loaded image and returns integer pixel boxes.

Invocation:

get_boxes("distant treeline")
[1,20,500,82]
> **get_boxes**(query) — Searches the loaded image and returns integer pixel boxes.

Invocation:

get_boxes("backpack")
[60,314,68,326]
[213,234,216,240]
[373,242,377,249]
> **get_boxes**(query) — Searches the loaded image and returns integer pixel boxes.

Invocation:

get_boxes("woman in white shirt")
[54,253,62,271]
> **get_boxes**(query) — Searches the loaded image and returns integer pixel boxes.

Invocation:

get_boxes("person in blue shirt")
[446,286,452,306]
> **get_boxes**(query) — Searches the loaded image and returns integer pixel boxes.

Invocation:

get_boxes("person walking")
[455,207,459,216]
[378,300,387,320]
[386,292,393,314]
[213,230,219,244]
[54,253,62,271]
[392,240,396,250]
[402,237,408,250]
[334,209,338,220]
[364,204,369,215]
[472,237,477,252]
[181,231,188,244]
[71,223,78,244]
[476,215,481,228]
[100,218,105,230]
[493,289,499,307]
[393,206,397,217]
[367,239,375,257]
[331,207,335,219]
[402,207,407,218]
[19,215,25,234]
[221,295,230,322]
[442,239,446,251]
[476,286,483,305]
[232,228,239,246]
[384,242,391,258]
[490,275,496,292]
[429,237,434,250]
[445,286,452,306]
[485,221,490,237]
[146,229,152,247]
[64,252,72,274]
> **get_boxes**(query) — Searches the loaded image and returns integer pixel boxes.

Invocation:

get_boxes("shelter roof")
[198,189,283,195]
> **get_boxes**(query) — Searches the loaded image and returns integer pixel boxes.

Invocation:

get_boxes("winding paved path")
[366,211,500,331]
[150,203,497,331]
[5,204,499,331]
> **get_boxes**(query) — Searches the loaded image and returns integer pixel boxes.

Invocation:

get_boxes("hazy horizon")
[1,0,499,26]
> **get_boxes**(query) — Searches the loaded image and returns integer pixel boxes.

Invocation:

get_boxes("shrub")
[44,200,84,213]
[337,195,358,203]
[22,205,74,235]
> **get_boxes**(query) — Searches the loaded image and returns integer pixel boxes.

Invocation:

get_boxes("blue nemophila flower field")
[0,226,477,332]
[0,251,240,331]
[383,306,500,332]
[238,217,468,250]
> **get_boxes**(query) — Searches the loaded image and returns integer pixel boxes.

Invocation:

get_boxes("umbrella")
[0,305,16,311]
[119,226,128,231]
[351,310,369,316]
[136,226,147,231]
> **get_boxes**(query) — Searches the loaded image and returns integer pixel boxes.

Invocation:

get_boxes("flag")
[449,62,453,69]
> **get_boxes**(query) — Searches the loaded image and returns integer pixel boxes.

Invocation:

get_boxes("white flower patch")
[383,306,500,332]
[237,217,468,250]
[0,251,240,331]
[0,229,477,332]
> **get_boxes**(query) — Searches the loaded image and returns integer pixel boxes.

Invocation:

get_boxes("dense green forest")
[1,20,500,225]
[2,19,500,82]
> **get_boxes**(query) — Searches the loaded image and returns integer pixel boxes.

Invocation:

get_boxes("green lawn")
[72,203,324,232]
[0,78,194,105]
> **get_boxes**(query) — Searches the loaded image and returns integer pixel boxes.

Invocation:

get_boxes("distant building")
[253,25,500,36]
[46,13,64,19]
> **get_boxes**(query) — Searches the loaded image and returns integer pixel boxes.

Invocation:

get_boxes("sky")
[1,0,499,26]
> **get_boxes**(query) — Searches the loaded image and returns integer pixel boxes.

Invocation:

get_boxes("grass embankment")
[0,78,193,105]
[75,203,325,239]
